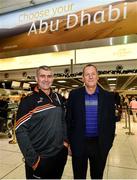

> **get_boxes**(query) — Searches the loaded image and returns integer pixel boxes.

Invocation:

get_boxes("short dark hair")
[82,64,98,76]
[36,66,53,76]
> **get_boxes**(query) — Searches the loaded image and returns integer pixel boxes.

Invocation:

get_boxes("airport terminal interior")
[0,0,137,179]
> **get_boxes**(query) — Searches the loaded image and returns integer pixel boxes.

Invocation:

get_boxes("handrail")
[9,111,17,144]
[116,106,135,135]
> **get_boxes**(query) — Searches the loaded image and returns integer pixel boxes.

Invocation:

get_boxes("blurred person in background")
[129,97,137,122]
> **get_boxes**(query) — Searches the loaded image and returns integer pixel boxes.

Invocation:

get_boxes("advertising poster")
[0,0,137,52]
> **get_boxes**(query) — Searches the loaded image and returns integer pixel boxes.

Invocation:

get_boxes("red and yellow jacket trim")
[16,103,56,130]
[32,156,41,170]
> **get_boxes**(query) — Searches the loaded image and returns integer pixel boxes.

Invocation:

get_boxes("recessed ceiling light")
[109,37,113,46]
[29,81,37,84]
[72,85,79,87]
[107,78,117,81]
[129,87,136,90]
[109,83,116,86]
[124,35,128,44]
[57,80,66,83]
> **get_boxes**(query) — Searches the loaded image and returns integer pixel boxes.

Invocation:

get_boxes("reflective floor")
[0,115,137,179]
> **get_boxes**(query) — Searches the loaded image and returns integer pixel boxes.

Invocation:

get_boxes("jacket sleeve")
[58,93,68,142]
[62,109,68,142]
[66,91,73,143]
[15,97,39,168]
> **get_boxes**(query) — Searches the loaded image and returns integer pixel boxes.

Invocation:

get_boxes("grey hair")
[36,66,53,76]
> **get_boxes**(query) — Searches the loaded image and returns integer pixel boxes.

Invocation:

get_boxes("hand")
[32,156,40,171]
[68,146,72,156]
[63,141,69,148]
[33,158,46,179]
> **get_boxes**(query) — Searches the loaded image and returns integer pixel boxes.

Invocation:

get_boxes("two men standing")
[16,64,116,179]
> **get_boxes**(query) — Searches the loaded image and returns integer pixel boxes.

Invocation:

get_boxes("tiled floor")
[0,115,137,179]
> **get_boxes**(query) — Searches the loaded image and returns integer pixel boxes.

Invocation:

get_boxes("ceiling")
[0,0,137,93]
[0,0,54,15]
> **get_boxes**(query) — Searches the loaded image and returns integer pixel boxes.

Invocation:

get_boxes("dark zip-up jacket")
[16,89,67,169]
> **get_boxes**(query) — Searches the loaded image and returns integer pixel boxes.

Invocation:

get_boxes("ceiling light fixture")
[29,82,37,84]
[109,37,113,46]
[72,85,79,87]
[109,83,116,86]
[57,80,66,83]
[53,45,59,52]
[107,78,117,81]
[124,35,128,44]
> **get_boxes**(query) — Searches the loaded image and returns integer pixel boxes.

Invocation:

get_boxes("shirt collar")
[85,86,99,95]
[34,86,53,96]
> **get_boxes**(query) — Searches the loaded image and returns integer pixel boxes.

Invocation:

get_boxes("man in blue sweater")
[66,64,116,179]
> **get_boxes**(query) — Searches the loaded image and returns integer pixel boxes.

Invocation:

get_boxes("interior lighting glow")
[107,78,117,81]
[109,83,116,86]
[57,80,66,83]
[72,85,79,87]
[109,37,113,46]
[124,35,128,44]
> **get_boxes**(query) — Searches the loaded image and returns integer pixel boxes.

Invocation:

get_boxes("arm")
[66,91,73,144]
[55,93,69,147]
[15,97,40,169]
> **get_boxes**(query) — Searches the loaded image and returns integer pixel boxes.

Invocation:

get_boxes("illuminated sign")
[0,0,137,52]
[23,83,30,89]
[11,81,21,88]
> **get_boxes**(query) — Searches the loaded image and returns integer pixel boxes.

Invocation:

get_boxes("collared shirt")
[85,87,99,137]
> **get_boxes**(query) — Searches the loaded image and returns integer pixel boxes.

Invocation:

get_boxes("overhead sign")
[0,43,137,71]
[0,0,137,52]
[76,43,137,64]
[0,51,74,70]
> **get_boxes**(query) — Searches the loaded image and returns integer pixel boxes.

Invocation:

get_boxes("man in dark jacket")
[16,66,68,179]
[66,64,116,179]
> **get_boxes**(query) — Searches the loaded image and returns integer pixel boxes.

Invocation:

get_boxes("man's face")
[36,69,54,91]
[82,66,99,88]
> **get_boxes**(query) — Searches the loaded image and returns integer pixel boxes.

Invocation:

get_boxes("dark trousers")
[25,146,68,179]
[72,138,108,179]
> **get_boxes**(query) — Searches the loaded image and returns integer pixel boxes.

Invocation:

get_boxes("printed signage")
[0,0,137,52]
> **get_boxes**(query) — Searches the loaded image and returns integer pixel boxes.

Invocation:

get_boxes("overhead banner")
[0,0,137,52]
